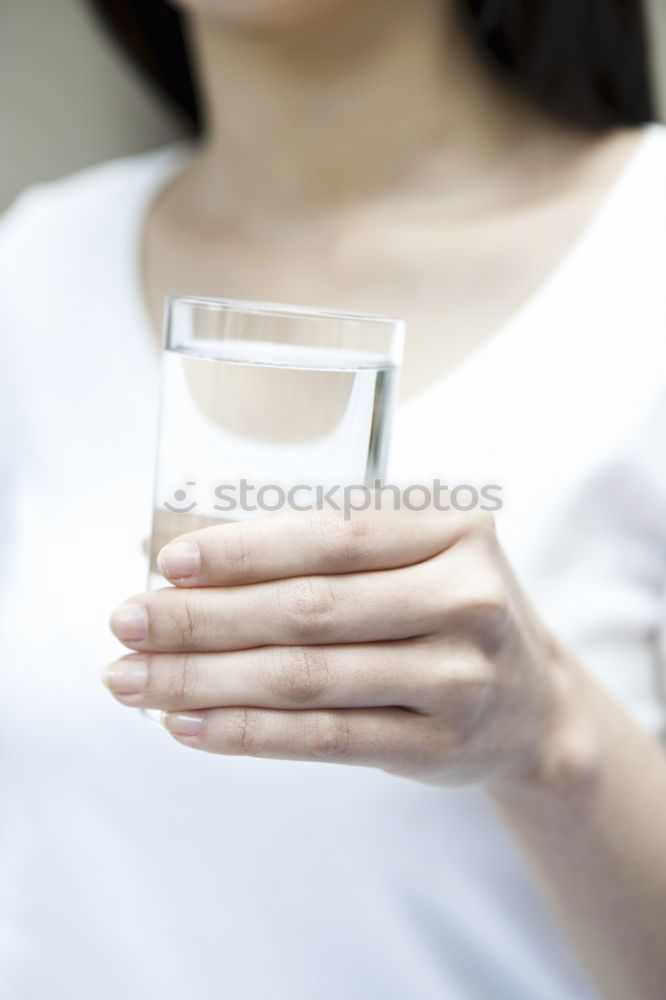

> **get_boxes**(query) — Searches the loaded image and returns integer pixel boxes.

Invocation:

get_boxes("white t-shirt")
[1,126,665,1000]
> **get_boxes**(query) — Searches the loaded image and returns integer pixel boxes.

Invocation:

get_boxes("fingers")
[103,640,438,714]
[155,505,479,587]
[109,560,447,653]
[160,705,429,770]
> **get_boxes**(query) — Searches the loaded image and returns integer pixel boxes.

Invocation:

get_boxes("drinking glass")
[144,296,404,721]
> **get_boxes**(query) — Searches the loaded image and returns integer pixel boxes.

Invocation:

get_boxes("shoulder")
[612,124,666,245]
[583,125,666,359]
[0,144,184,231]
[633,122,666,178]
[0,145,186,285]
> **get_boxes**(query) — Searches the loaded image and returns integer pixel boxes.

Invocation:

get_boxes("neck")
[184,0,561,224]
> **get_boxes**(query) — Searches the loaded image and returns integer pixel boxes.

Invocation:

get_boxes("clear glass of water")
[144,296,404,717]
[148,296,404,592]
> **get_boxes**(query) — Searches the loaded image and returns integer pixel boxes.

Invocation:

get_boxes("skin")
[105,0,666,996]
[107,507,585,782]
[143,0,641,396]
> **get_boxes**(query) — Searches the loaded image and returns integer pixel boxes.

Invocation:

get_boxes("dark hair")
[85,0,655,135]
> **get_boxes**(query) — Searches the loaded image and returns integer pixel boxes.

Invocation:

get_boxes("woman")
[1,0,665,996]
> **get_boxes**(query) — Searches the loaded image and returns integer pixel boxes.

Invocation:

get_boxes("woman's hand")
[106,504,666,996]
[105,505,583,789]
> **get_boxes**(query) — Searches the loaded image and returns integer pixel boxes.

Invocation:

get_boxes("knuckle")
[167,591,200,649]
[451,654,495,706]
[427,645,494,711]
[317,511,374,567]
[166,652,199,704]
[270,646,330,705]
[463,649,495,694]
[473,581,511,646]
[223,524,253,577]
[306,713,352,761]
[224,708,258,755]
[472,575,509,622]
[468,511,497,540]
[279,577,337,641]
[451,570,511,651]
[432,656,497,764]
[421,703,486,777]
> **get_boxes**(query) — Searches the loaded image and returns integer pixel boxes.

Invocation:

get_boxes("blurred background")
[1,0,666,212]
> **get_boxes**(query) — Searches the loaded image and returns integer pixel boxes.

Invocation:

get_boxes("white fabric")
[1,127,665,1000]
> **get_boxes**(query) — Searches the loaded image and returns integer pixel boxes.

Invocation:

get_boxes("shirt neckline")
[398,124,661,410]
[125,127,660,401]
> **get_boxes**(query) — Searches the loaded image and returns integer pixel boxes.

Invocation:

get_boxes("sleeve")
[622,374,666,743]
[520,368,666,742]
[645,389,666,746]
[607,379,666,742]
[0,186,47,589]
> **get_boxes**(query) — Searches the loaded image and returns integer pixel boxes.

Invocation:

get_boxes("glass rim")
[167,294,405,330]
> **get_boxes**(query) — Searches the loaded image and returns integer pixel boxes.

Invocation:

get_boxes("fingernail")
[157,540,201,581]
[110,602,148,642]
[103,655,148,696]
[163,712,204,737]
